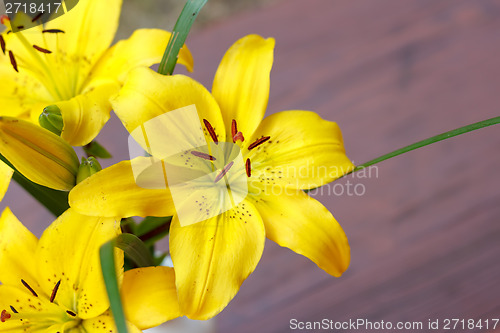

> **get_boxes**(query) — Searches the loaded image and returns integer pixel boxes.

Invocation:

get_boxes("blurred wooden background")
[2,0,500,332]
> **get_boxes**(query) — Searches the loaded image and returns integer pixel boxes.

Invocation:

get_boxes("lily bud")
[77,157,102,184]
[39,105,64,136]
[0,117,79,191]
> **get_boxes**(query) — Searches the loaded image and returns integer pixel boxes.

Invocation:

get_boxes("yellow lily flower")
[0,0,193,146]
[69,34,355,320]
[0,207,181,332]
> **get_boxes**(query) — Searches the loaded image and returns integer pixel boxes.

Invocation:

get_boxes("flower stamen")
[203,119,218,145]
[191,151,216,161]
[8,50,18,72]
[31,12,44,23]
[16,25,24,30]
[214,161,234,183]
[0,35,5,55]
[66,310,77,317]
[231,119,237,138]
[42,29,65,34]
[245,158,251,177]
[33,45,52,54]
[248,136,270,150]
[9,306,18,314]
[20,279,38,297]
[231,119,244,143]
[50,280,61,303]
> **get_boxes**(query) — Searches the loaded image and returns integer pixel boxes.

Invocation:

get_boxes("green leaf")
[115,233,156,267]
[100,234,155,333]
[136,216,172,246]
[83,141,112,159]
[157,0,207,75]
[100,241,128,333]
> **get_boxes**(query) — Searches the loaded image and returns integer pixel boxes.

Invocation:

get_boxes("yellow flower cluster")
[0,0,354,330]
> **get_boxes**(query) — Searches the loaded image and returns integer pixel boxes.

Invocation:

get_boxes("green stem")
[157,0,207,75]
[0,154,69,216]
[347,116,500,176]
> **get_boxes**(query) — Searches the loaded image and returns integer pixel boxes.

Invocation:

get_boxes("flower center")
[0,278,81,331]
[0,14,75,101]
[196,119,274,185]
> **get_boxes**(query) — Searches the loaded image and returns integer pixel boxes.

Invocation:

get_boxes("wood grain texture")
[181,0,500,332]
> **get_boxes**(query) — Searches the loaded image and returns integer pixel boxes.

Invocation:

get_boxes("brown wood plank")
[180,0,500,332]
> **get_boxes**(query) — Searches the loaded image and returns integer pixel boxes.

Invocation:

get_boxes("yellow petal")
[112,67,226,144]
[0,66,53,119]
[82,314,142,333]
[121,267,181,329]
[35,209,121,319]
[69,158,176,218]
[56,79,120,146]
[247,111,355,190]
[89,29,193,85]
[0,117,79,190]
[170,200,265,320]
[45,0,122,71]
[0,208,39,289]
[0,161,13,200]
[251,189,350,277]
[212,35,274,140]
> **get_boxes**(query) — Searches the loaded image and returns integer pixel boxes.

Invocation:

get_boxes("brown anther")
[21,279,38,297]
[191,151,216,161]
[50,280,61,303]
[203,119,218,144]
[31,12,44,23]
[66,310,77,317]
[33,45,52,54]
[245,158,251,177]
[214,161,234,183]
[1,310,11,322]
[248,136,271,150]
[231,119,237,138]
[42,29,65,34]
[9,50,18,72]
[0,35,5,55]
[9,306,17,314]
[16,25,24,30]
